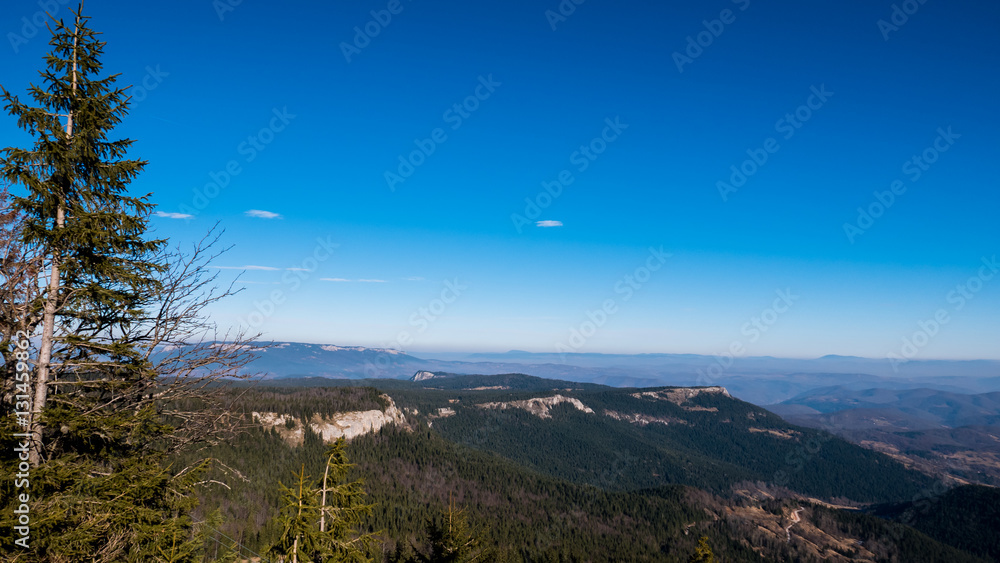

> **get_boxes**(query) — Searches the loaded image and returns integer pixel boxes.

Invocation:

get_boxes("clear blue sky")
[2,0,998,360]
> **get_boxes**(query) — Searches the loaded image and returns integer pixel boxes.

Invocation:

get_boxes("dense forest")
[868,484,1000,562]
[168,381,995,562]
[244,374,938,502]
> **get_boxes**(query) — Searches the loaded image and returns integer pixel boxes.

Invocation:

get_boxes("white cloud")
[155,211,194,219]
[286,267,312,272]
[245,209,283,219]
[212,265,281,271]
[536,220,563,227]
[403,276,425,281]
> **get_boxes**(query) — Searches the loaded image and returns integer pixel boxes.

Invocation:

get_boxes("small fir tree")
[689,535,717,563]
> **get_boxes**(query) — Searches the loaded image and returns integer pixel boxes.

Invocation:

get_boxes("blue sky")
[2,0,998,360]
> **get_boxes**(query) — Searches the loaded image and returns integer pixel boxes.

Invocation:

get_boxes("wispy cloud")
[212,265,281,271]
[320,278,387,283]
[245,209,283,219]
[155,211,194,220]
[536,220,563,227]
[286,267,312,272]
[402,276,425,282]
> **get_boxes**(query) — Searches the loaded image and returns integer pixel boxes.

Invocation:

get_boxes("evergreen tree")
[412,499,489,563]
[268,441,379,563]
[0,6,261,560]
[688,536,717,563]
[270,465,324,563]
[319,437,380,561]
[1,3,161,470]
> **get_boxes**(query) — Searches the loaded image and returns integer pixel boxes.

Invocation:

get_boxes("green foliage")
[2,5,161,335]
[688,536,716,563]
[815,502,988,563]
[243,378,937,503]
[0,6,208,561]
[409,501,489,563]
[229,385,389,421]
[269,465,326,562]
[870,484,1000,562]
[170,382,988,562]
[428,384,935,502]
[0,452,207,560]
[266,440,379,562]
[319,438,380,562]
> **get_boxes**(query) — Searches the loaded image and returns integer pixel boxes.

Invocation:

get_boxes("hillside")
[239,374,940,503]
[175,382,987,562]
[869,484,1000,562]
[770,387,1000,486]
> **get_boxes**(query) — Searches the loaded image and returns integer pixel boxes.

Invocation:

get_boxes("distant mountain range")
[232,342,1000,405]
[769,386,1000,428]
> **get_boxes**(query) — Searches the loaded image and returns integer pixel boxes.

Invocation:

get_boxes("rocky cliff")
[252,393,406,446]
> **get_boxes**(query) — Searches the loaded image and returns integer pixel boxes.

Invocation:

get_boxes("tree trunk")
[320,452,331,533]
[29,12,78,467]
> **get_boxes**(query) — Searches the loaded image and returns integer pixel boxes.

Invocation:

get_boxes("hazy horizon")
[255,340,1000,364]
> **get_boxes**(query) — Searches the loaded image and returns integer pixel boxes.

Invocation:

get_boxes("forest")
[167,381,997,562]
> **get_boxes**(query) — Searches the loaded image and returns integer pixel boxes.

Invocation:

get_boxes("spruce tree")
[1,5,261,561]
[270,465,324,563]
[412,499,490,563]
[268,440,379,562]
[688,535,717,563]
[319,437,380,561]
[1,4,161,469]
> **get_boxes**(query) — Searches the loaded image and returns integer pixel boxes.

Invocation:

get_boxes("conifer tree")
[270,465,324,563]
[689,535,717,563]
[1,4,161,469]
[268,441,379,563]
[1,5,261,561]
[319,437,380,561]
[412,499,489,563]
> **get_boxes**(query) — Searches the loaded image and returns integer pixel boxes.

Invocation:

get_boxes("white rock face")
[412,371,437,381]
[603,409,687,426]
[252,394,406,446]
[631,386,730,405]
[319,344,402,354]
[748,427,799,439]
[477,394,594,419]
